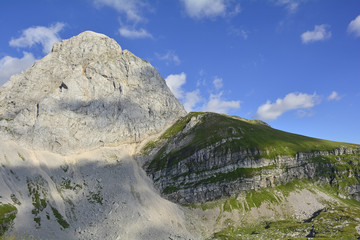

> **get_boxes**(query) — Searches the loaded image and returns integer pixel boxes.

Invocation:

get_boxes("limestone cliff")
[143,112,360,204]
[0,31,186,154]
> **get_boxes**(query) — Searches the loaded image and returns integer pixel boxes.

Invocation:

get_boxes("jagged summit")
[0,31,186,153]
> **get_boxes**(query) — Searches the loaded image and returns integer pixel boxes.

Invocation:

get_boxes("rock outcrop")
[0,31,186,154]
[151,148,356,203]
[143,112,360,204]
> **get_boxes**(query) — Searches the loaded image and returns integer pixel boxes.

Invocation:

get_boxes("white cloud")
[182,0,239,19]
[327,91,341,101]
[228,26,248,39]
[94,0,153,39]
[301,24,331,44]
[239,29,248,39]
[297,109,313,118]
[165,72,187,99]
[255,92,319,121]
[119,26,152,39]
[166,72,240,114]
[0,52,36,85]
[156,51,181,65]
[201,92,241,114]
[276,0,299,14]
[213,77,223,90]
[166,73,202,112]
[348,15,360,37]
[94,0,145,23]
[9,23,64,54]
[183,89,202,112]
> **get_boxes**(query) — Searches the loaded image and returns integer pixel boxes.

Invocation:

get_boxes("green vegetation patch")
[0,203,17,236]
[59,178,82,191]
[17,153,25,162]
[184,165,276,189]
[26,177,48,216]
[51,206,69,229]
[87,190,103,205]
[310,154,360,196]
[142,112,204,155]
[198,180,360,239]
[160,112,204,140]
[188,179,311,212]
[209,205,360,240]
[162,186,178,194]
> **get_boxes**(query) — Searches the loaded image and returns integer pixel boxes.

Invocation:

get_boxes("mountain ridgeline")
[0,31,360,240]
[142,112,360,204]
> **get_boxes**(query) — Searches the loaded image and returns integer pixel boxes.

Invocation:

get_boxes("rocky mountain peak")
[0,31,186,154]
[51,31,122,65]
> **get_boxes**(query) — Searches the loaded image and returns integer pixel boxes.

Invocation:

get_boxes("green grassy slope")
[145,112,359,172]
[0,203,17,236]
[207,182,360,240]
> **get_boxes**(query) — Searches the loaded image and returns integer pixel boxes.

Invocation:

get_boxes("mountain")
[0,31,194,240]
[1,31,360,240]
[0,31,186,154]
[143,112,359,203]
[141,113,360,239]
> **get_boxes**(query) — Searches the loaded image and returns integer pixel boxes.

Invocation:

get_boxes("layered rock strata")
[144,113,359,204]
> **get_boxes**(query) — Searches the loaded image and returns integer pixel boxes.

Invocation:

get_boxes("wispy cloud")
[183,89,202,112]
[348,15,360,38]
[255,92,319,121]
[0,52,36,85]
[94,0,152,39]
[165,72,240,114]
[155,51,181,65]
[1,23,64,85]
[201,77,240,113]
[201,92,240,113]
[301,24,331,44]
[94,0,146,23]
[327,91,342,101]
[118,26,152,39]
[165,72,202,112]
[228,26,248,39]
[213,77,223,90]
[181,0,240,19]
[275,0,300,14]
[9,23,64,54]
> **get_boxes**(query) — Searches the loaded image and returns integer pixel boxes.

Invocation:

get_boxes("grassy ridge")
[0,203,17,236]
[147,112,358,172]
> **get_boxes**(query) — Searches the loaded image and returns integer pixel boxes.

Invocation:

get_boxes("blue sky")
[0,0,359,144]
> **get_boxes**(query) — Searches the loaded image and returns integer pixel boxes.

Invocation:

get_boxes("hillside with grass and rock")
[1,31,360,240]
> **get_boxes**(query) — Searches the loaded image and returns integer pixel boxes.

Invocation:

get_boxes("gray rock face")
[151,146,358,204]
[0,31,186,154]
[349,184,360,201]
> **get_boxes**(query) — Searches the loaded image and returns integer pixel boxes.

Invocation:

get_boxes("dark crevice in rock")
[36,103,39,118]
[59,82,68,92]
[306,225,316,238]
[304,208,325,223]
